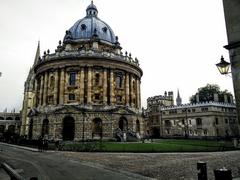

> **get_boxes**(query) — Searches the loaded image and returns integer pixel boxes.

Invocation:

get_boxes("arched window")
[119,117,128,131]
[6,117,13,120]
[50,76,55,91]
[165,120,171,127]
[196,118,202,126]
[116,75,122,88]
[95,73,100,86]
[69,72,76,86]
[132,80,136,91]
[0,117,4,120]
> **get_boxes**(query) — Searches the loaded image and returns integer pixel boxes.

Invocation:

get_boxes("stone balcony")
[37,48,140,67]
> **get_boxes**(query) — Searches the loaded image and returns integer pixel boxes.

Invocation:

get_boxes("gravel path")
[60,151,240,180]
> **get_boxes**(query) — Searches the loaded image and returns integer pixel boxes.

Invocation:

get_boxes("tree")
[190,84,232,103]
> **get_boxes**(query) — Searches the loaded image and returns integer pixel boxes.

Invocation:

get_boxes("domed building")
[21,2,143,141]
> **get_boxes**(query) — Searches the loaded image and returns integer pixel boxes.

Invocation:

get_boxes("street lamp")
[216,56,231,75]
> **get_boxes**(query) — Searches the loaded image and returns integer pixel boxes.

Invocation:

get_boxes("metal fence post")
[197,161,208,180]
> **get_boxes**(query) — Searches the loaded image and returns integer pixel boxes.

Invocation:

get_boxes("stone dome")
[63,1,117,45]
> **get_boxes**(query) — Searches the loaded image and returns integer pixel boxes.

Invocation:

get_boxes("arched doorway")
[28,119,33,139]
[151,127,160,138]
[92,118,103,139]
[41,119,49,137]
[136,120,140,133]
[119,117,128,131]
[62,116,75,141]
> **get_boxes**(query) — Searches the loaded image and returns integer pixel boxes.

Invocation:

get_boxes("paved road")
[0,143,150,180]
[61,151,240,180]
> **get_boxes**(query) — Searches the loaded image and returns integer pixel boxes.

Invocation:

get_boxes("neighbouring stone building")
[0,111,21,137]
[21,2,143,141]
[145,91,239,138]
[147,91,174,107]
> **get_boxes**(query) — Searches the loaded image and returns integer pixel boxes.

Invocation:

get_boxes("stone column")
[110,69,115,105]
[43,72,48,106]
[59,68,65,104]
[130,75,134,107]
[103,68,108,105]
[54,70,59,105]
[136,78,141,109]
[87,67,92,104]
[125,73,130,106]
[33,80,38,107]
[39,75,44,106]
[80,68,85,104]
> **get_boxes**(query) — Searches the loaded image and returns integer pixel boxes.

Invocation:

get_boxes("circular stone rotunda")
[21,1,143,141]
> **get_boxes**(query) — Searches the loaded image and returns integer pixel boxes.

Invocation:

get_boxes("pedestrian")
[38,136,43,152]
[55,140,60,150]
[43,138,48,151]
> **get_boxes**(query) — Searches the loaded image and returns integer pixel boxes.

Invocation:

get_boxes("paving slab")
[0,168,10,180]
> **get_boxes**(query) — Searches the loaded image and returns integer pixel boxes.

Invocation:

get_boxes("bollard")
[214,167,232,180]
[197,161,208,180]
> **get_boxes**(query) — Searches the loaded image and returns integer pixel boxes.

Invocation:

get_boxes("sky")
[0,0,233,112]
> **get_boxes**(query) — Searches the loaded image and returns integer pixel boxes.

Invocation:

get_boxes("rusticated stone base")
[29,105,143,141]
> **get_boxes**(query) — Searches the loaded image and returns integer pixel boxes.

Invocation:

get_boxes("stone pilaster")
[54,70,59,105]
[87,67,92,104]
[80,68,85,104]
[125,73,130,106]
[103,68,108,105]
[59,68,65,104]
[39,75,44,106]
[110,69,115,105]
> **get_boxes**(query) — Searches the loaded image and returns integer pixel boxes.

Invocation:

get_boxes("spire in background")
[34,41,40,65]
[176,89,182,106]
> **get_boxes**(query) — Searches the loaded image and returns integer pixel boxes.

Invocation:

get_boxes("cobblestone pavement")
[60,151,240,180]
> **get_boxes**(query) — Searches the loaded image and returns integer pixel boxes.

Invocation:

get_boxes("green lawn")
[60,139,238,152]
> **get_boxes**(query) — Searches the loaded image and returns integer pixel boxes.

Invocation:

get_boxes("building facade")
[21,2,143,141]
[0,112,21,137]
[222,0,240,125]
[145,92,239,138]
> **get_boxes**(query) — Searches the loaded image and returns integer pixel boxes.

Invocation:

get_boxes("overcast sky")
[0,0,233,112]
